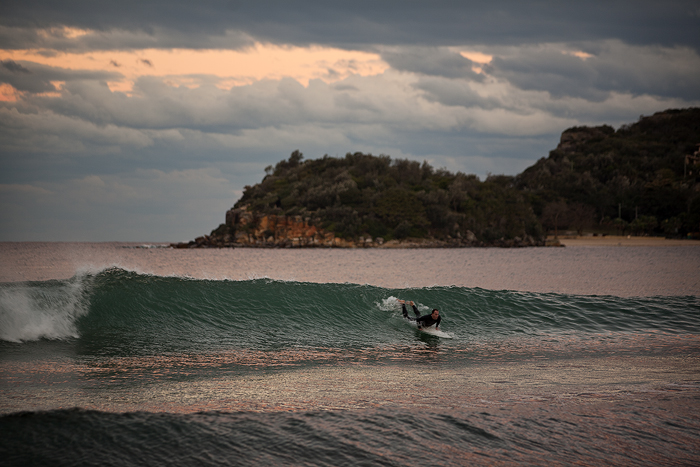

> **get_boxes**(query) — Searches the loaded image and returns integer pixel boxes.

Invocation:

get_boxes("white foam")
[379,296,400,312]
[378,297,431,313]
[0,278,90,342]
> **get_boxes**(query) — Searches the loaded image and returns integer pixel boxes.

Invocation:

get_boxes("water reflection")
[4,351,699,416]
[4,332,698,391]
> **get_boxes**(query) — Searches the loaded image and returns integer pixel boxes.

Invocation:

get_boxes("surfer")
[398,300,441,330]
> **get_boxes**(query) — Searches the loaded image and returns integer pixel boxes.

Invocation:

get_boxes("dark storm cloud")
[1,1,699,51]
[485,49,609,101]
[0,24,254,53]
[1,59,29,73]
[0,59,121,93]
[381,47,484,80]
[485,41,700,101]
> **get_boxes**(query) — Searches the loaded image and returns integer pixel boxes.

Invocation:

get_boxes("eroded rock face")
[232,211,329,247]
[173,208,544,249]
[175,208,348,248]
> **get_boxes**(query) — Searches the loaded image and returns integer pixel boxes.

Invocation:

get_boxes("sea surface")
[1,243,699,466]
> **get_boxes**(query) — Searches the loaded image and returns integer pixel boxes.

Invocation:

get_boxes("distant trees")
[630,215,658,236]
[541,201,568,237]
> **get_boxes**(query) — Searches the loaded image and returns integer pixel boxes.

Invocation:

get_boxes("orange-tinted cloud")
[0,83,19,101]
[0,43,388,95]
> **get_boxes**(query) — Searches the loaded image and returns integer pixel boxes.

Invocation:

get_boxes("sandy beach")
[550,234,700,247]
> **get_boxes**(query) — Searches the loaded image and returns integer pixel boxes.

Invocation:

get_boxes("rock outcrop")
[170,207,526,248]
[556,125,615,153]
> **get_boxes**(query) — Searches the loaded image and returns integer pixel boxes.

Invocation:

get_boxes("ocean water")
[1,243,699,466]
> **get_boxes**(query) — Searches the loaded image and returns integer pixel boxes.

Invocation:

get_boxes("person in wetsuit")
[398,300,441,330]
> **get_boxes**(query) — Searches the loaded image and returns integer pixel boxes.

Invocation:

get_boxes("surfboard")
[411,323,453,338]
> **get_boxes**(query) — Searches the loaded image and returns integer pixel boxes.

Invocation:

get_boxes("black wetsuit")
[402,303,441,329]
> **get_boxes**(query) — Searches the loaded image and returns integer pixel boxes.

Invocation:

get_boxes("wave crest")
[0,276,91,342]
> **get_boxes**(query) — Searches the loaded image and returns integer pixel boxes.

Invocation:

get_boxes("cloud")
[380,47,484,80]
[485,41,700,101]
[0,59,121,93]
[1,59,30,73]
[413,76,499,109]
[3,56,695,186]
[1,1,699,52]
[0,104,153,157]
[14,71,421,133]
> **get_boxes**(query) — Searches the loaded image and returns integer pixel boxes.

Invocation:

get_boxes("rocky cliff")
[170,207,523,248]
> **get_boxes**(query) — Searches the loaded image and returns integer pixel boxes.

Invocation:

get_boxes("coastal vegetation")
[517,107,700,239]
[184,108,700,248]
[233,150,542,245]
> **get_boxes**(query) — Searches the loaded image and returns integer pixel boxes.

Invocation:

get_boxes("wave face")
[2,267,699,355]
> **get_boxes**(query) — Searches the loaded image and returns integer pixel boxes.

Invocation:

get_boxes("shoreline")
[172,235,700,248]
[549,235,700,247]
[2,235,700,249]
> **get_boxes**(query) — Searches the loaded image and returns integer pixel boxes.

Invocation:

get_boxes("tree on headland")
[541,201,568,238]
[569,203,597,236]
[630,215,659,236]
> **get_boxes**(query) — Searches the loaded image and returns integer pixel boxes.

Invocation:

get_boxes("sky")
[1,1,699,242]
